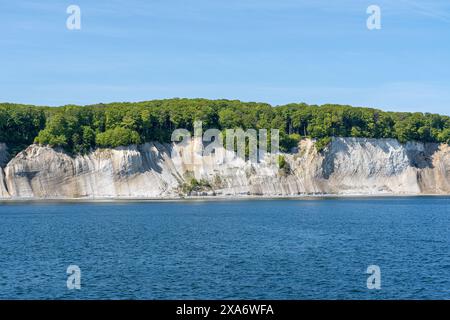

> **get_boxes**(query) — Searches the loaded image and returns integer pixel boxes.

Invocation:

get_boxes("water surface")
[0,197,449,299]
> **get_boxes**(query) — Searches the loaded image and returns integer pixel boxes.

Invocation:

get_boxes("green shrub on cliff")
[180,178,212,195]
[277,155,291,174]
[315,137,332,153]
[437,128,450,144]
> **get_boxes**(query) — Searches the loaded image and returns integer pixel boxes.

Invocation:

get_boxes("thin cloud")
[400,0,450,23]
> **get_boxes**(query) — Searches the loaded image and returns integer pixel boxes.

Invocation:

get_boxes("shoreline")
[1,193,449,203]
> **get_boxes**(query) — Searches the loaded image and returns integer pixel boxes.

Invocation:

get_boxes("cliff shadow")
[406,143,439,169]
[321,140,350,179]
[139,142,170,174]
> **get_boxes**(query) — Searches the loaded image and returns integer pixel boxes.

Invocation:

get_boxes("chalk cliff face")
[0,143,9,198]
[0,137,449,199]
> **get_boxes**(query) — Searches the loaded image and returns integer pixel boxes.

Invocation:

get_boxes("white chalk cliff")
[0,137,449,199]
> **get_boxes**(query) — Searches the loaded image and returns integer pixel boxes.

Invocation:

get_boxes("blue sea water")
[0,197,449,300]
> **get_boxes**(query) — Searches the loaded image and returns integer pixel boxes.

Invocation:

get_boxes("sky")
[1,0,450,114]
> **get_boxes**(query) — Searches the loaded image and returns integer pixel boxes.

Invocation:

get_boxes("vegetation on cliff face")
[1,99,450,155]
[180,178,213,195]
[277,155,291,175]
[315,137,332,153]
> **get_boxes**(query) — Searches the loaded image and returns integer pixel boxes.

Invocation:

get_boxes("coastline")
[1,193,449,203]
[2,138,450,200]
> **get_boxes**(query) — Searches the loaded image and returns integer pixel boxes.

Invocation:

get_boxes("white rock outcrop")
[0,137,449,199]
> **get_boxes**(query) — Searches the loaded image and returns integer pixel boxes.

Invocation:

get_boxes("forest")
[1,98,450,156]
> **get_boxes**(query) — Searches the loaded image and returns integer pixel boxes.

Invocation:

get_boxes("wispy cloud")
[400,0,450,23]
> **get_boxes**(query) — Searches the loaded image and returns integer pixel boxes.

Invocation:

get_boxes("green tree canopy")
[0,99,449,155]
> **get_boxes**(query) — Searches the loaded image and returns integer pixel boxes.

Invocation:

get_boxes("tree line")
[1,99,449,156]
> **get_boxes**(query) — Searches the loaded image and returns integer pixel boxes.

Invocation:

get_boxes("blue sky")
[1,0,450,114]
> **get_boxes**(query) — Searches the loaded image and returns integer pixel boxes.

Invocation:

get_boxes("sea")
[0,197,449,299]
